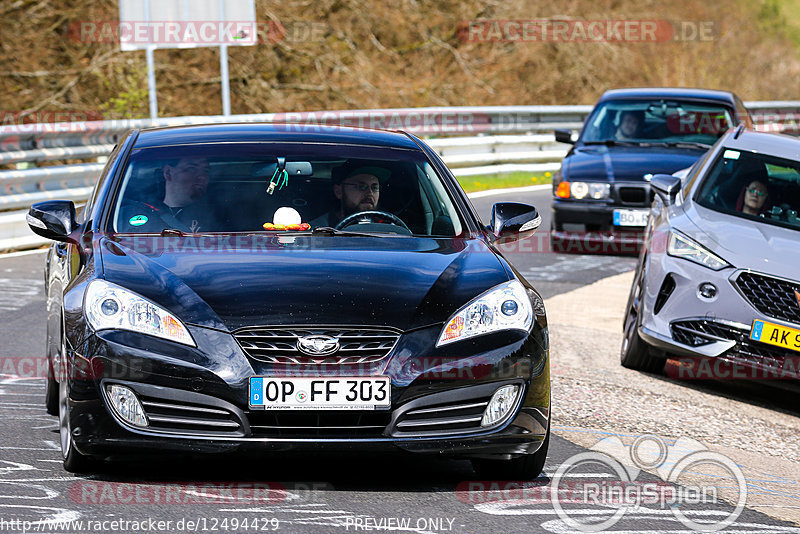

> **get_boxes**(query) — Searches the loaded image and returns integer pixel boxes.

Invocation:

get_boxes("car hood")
[565,144,703,182]
[684,204,800,279]
[98,235,510,332]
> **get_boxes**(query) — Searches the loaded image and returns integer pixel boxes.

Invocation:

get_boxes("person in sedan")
[615,110,644,141]
[738,179,770,216]
[310,166,387,228]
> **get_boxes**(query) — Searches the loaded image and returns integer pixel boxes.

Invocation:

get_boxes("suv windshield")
[581,99,734,146]
[111,143,464,237]
[695,148,800,232]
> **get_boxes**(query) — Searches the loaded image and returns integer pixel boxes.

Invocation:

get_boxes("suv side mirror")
[490,202,541,244]
[26,200,78,243]
[650,174,682,205]
[554,129,575,145]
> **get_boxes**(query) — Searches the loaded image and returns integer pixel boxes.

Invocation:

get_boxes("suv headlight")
[667,231,729,271]
[437,280,533,346]
[85,280,195,346]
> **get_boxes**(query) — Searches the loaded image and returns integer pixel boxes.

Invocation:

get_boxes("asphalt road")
[0,188,797,533]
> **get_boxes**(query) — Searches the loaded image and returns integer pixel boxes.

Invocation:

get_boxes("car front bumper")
[65,323,550,461]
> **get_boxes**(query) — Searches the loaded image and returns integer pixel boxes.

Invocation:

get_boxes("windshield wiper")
[160,228,187,237]
[583,140,642,147]
[663,141,712,150]
[310,226,381,237]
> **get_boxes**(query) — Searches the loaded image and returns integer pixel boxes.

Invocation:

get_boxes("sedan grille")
[734,272,800,326]
[139,396,244,436]
[393,398,489,436]
[234,326,401,365]
[246,411,391,438]
[670,319,793,369]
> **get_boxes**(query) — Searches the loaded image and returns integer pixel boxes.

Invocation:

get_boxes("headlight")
[563,182,610,200]
[437,280,533,346]
[570,182,589,199]
[667,231,729,271]
[85,280,195,346]
[589,183,610,199]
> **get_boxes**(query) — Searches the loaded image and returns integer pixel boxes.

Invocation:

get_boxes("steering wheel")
[335,210,411,232]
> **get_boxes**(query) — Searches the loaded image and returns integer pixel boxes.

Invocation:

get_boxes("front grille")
[618,186,648,204]
[670,319,793,369]
[139,396,244,436]
[246,410,391,438]
[393,398,489,436]
[734,272,800,325]
[234,326,401,365]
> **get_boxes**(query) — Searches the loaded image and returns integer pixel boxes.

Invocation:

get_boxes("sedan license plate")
[249,377,391,410]
[750,320,800,353]
[613,209,649,227]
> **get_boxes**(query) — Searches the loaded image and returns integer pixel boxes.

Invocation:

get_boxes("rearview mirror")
[490,202,541,244]
[554,129,575,145]
[650,174,682,205]
[26,200,78,243]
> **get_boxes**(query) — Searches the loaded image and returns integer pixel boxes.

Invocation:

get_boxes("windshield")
[111,143,464,237]
[581,99,734,146]
[695,148,800,232]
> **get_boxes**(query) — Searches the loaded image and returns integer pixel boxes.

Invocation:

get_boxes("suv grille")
[670,319,792,369]
[234,327,400,365]
[734,272,800,325]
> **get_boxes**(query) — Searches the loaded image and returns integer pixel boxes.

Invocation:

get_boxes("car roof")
[133,123,422,150]
[598,87,738,104]
[720,128,800,158]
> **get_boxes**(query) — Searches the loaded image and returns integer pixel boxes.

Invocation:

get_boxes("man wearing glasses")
[311,166,389,228]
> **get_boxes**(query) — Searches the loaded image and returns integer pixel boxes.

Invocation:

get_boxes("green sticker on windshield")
[723,149,740,160]
[129,215,148,226]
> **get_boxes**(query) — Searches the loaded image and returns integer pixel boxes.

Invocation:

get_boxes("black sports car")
[28,123,550,478]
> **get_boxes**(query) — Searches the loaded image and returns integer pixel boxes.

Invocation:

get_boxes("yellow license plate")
[750,320,800,353]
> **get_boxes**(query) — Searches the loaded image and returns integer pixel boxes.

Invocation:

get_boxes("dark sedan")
[552,87,752,253]
[27,123,550,478]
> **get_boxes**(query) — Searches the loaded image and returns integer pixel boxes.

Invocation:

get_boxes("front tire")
[620,276,664,373]
[471,424,550,480]
[59,380,97,473]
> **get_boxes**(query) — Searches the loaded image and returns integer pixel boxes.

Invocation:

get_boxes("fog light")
[106,385,148,427]
[698,283,717,299]
[481,384,520,427]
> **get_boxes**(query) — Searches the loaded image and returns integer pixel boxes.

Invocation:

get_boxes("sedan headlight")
[437,280,533,346]
[85,280,195,346]
[667,231,730,271]
[564,182,610,200]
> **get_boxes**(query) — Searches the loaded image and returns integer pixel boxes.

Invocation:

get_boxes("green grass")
[456,171,553,193]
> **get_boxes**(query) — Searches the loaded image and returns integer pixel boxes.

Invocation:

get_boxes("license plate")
[249,377,391,410]
[613,209,649,227]
[750,320,800,353]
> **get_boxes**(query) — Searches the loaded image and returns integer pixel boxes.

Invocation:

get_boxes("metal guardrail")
[3,101,800,251]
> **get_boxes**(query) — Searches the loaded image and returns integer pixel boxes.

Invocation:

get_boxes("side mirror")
[554,129,575,145]
[650,174,682,205]
[26,200,78,242]
[490,202,541,244]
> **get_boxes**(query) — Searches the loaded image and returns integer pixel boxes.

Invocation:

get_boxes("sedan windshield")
[111,143,464,237]
[695,148,800,232]
[581,99,734,146]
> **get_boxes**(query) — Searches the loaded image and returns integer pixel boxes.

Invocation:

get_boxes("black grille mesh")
[735,272,800,325]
